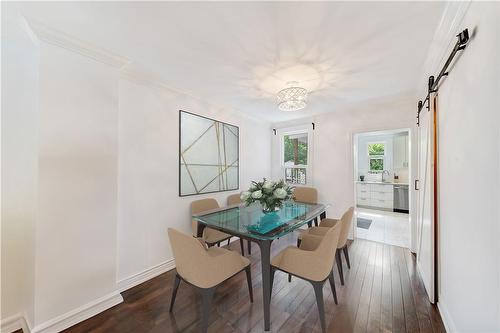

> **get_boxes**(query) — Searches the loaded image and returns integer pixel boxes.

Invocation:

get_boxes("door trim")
[432,95,439,303]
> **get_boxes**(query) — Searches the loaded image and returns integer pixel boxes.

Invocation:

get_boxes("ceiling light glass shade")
[276,86,308,111]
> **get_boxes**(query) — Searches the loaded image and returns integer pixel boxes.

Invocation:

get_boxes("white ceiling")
[6,1,446,122]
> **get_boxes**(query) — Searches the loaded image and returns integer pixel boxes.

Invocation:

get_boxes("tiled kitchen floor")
[355,207,410,248]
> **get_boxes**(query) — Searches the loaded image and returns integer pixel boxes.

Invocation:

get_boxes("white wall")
[271,94,416,222]
[1,10,272,331]
[1,12,38,328]
[421,2,500,332]
[116,77,271,282]
[1,8,271,332]
[33,42,121,326]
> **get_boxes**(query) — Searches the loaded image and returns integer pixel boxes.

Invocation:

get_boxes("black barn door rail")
[417,29,469,126]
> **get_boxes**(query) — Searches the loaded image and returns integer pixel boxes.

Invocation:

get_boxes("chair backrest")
[190,198,219,236]
[168,228,207,284]
[313,222,342,279]
[227,193,242,206]
[293,186,318,204]
[338,207,354,248]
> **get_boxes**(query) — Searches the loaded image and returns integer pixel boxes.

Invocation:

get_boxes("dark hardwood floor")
[54,235,445,333]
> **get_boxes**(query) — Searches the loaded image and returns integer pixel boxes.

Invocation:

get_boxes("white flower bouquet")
[240,179,294,213]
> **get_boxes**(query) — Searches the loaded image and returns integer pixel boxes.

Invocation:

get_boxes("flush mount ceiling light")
[276,81,308,111]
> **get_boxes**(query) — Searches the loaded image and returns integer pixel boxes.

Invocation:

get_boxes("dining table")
[193,200,328,331]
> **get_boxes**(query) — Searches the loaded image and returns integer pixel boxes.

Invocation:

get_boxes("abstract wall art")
[179,110,239,196]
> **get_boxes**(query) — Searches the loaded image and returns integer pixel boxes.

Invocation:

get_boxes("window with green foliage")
[368,142,385,172]
[369,158,384,171]
[368,143,385,156]
[283,134,308,165]
[283,133,308,184]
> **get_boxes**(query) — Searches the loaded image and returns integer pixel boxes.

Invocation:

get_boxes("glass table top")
[193,201,328,240]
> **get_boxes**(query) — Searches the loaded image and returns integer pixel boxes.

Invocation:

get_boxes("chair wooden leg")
[343,246,351,269]
[328,270,338,304]
[227,239,231,246]
[312,282,326,333]
[199,287,215,333]
[245,266,253,303]
[247,240,251,255]
[239,238,245,255]
[314,217,318,227]
[169,273,181,312]
[336,250,344,285]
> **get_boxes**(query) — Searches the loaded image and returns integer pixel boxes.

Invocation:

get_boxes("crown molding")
[25,18,131,69]
[120,69,269,124]
[120,69,183,97]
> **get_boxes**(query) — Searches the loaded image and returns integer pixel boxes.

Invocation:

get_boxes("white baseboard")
[416,261,435,303]
[117,258,176,293]
[3,261,178,333]
[10,260,175,333]
[30,292,123,333]
[437,300,458,333]
[1,313,30,333]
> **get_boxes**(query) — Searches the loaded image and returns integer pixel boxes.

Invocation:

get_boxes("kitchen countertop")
[355,181,409,186]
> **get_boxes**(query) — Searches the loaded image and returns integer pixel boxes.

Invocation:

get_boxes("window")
[283,132,308,185]
[368,142,385,172]
[274,125,313,186]
[369,158,384,171]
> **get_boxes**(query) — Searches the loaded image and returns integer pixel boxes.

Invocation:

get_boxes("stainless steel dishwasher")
[393,184,409,213]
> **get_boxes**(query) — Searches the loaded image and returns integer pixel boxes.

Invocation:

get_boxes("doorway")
[353,129,412,248]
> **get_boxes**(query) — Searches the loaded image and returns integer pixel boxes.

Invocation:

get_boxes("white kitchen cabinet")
[371,184,394,193]
[394,135,409,169]
[370,199,393,209]
[357,197,370,206]
[356,185,370,199]
[356,182,394,210]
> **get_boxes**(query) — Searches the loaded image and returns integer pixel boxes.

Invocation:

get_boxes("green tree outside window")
[368,143,385,156]
[368,143,385,171]
[284,135,308,165]
[370,158,384,171]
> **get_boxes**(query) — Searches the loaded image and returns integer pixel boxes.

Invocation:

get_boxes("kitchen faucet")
[382,170,390,182]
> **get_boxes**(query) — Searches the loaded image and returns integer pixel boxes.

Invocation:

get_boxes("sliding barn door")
[416,94,437,303]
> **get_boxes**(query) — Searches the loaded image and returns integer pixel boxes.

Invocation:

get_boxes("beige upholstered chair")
[227,193,243,206]
[293,186,319,227]
[191,198,231,243]
[226,194,252,255]
[293,186,318,204]
[270,223,341,333]
[192,198,247,255]
[168,228,252,333]
[297,207,355,285]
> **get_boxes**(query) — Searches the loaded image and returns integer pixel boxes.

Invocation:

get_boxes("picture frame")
[179,110,239,196]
